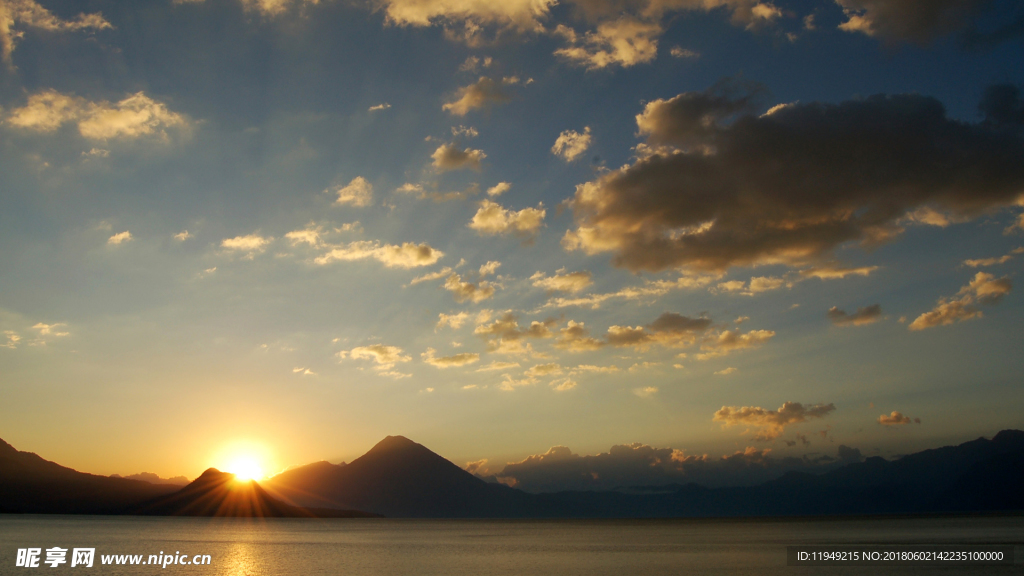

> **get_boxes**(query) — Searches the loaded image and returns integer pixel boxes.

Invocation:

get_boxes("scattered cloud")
[444,273,496,302]
[878,410,921,426]
[368,103,391,112]
[442,77,514,116]
[341,344,412,370]
[633,386,658,398]
[550,378,577,391]
[486,182,511,196]
[963,253,1015,267]
[714,276,788,296]
[557,312,713,352]
[530,269,593,293]
[173,230,192,241]
[476,360,521,372]
[431,142,487,172]
[554,19,661,70]
[835,0,998,45]
[221,233,273,257]
[332,176,374,207]
[421,347,480,368]
[6,90,189,141]
[714,401,836,440]
[542,274,716,309]
[478,261,502,277]
[715,367,737,375]
[0,0,112,65]
[697,329,775,360]
[410,267,454,286]
[315,241,444,268]
[107,231,133,245]
[909,272,1011,330]
[436,311,470,330]
[800,264,879,280]
[669,46,699,58]
[827,304,883,326]
[551,126,592,162]
[468,200,545,238]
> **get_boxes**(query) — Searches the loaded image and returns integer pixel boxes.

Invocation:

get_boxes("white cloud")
[551,127,592,162]
[486,182,511,197]
[468,200,545,237]
[6,90,189,141]
[421,347,480,368]
[530,270,593,293]
[315,241,444,268]
[442,77,514,116]
[0,0,112,64]
[432,142,486,172]
[107,231,133,245]
[332,176,373,207]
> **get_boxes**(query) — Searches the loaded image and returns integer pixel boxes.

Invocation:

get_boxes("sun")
[225,457,264,482]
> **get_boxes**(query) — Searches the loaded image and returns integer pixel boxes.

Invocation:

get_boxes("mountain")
[4,430,1023,518]
[131,468,376,518]
[0,438,178,514]
[262,435,543,517]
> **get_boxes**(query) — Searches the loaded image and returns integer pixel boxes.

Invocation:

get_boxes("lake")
[1,514,1021,575]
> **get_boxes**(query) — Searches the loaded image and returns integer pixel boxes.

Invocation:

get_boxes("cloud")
[378,0,555,34]
[542,274,716,309]
[468,200,546,237]
[696,329,774,359]
[368,103,391,112]
[0,0,112,65]
[442,77,514,116]
[315,241,444,268]
[633,386,659,398]
[551,127,592,161]
[1,331,20,349]
[476,360,521,372]
[475,313,555,342]
[563,79,1024,273]
[714,401,836,440]
[909,272,1011,330]
[551,378,577,391]
[342,344,412,370]
[878,410,921,426]
[464,459,489,475]
[332,177,374,207]
[554,18,661,69]
[669,46,699,58]
[530,270,593,293]
[6,90,189,141]
[444,273,496,302]
[835,0,998,45]
[498,373,538,391]
[557,312,712,351]
[421,347,480,368]
[963,254,1013,267]
[827,304,883,326]
[221,233,273,257]
[525,362,562,377]
[410,267,454,285]
[436,311,470,330]
[799,264,879,280]
[486,182,511,196]
[431,142,487,172]
[107,231,133,245]
[714,275,787,296]
[173,230,192,241]
[715,367,737,375]
[478,261,502,277]
[569,364,620,374]
[397,182,481,202]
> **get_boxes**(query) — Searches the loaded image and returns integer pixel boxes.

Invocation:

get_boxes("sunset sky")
[1,0,1023,486]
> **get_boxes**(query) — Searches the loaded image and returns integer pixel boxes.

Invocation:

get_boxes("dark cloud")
[564,79,1024,272]
[109,472,189,485]
[835,0,996,45]
[556,311,712,351]
[489,441,863,492]
[827,304,883,326]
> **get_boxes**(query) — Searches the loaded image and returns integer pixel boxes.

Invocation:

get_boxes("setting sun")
[225,457,264,482]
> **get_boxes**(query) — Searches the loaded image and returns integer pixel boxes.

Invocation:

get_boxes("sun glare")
[225,457,264,482]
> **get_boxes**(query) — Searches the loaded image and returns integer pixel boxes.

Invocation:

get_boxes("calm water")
[1,514,1021,575]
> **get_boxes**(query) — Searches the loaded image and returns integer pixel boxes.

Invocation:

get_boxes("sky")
[1,0,1023,489]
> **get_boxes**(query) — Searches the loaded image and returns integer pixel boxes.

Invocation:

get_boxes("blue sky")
[1,0,1023,487]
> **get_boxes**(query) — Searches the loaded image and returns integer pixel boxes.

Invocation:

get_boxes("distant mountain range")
[2,431,1022,518]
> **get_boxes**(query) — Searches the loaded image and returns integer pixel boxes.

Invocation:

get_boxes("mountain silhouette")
[131,468,376,518]
[0,438,178,514]
[262,435,542,517]
[3,431,1023,518]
